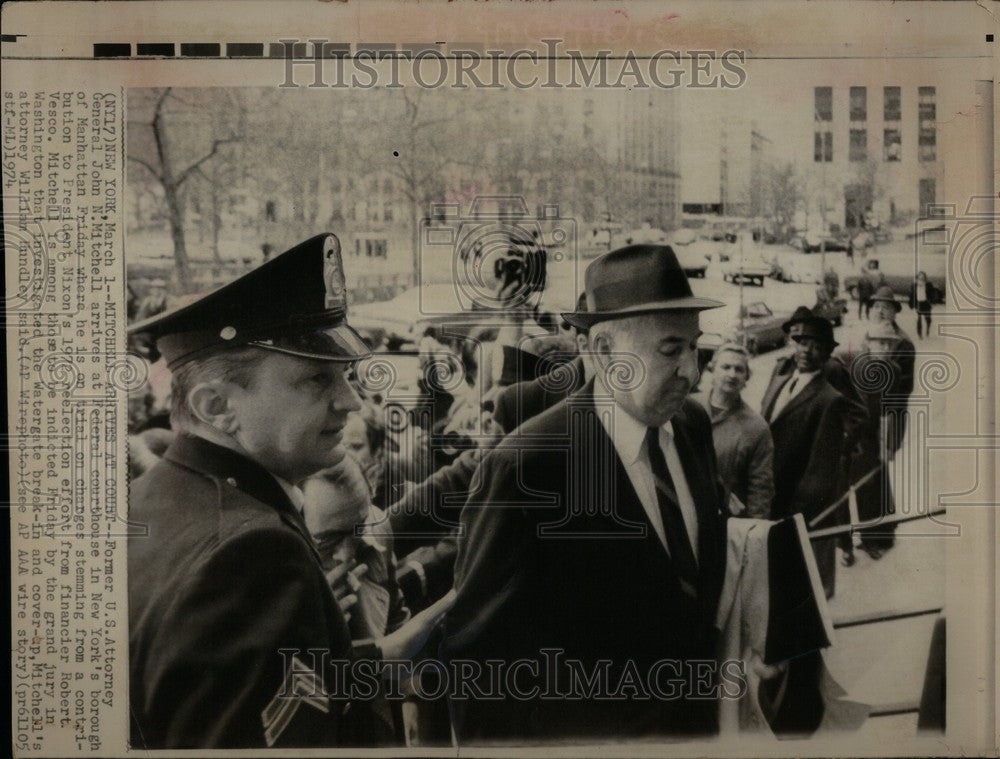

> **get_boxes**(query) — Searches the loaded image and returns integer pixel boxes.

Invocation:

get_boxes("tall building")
[809,83,943,230]
[717,120,773,218]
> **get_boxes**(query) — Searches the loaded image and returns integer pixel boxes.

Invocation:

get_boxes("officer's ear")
[186,381,239,433]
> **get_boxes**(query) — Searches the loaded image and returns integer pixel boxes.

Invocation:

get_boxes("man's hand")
[751,653,789,682]
[325,559,369,623]
[379,589,456,661]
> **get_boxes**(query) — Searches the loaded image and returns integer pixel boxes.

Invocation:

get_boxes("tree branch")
[127,154,162,181]
[175,136,241,187]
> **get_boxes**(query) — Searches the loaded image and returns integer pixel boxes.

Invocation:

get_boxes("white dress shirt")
[770,369,819,419]
[598,404,699,560]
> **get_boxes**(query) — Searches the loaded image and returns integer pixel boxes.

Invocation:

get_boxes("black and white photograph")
[3,1,994,756]
[122,55,977,748]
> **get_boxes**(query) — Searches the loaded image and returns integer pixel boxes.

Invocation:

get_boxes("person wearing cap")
[693,343,775,519]
[127,234,452,749]
[839,320,911,561]
[870,285,913,343]
[862,284,914,441]
[442,245,737,741]
[760,310,848,598]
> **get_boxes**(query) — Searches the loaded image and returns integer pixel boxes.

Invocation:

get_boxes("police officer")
[128,234,450,749]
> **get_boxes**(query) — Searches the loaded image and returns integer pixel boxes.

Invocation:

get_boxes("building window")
[884,86,901,121]
[364,239,388,258]
[849,129,867,161]
[919,128,936,162]
[918,86,936,162]
[918,86,936,122]
[919,178,936,216]
[884,129,901,161]
[814,87,833,121]
[814,131,833,162]
[849,86,867,121]
[383,206,393,221]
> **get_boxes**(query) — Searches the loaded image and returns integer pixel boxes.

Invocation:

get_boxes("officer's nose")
[330,369,363,414]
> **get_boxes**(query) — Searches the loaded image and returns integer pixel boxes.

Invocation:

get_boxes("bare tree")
[128,88,242,292]
[766,162,800,241]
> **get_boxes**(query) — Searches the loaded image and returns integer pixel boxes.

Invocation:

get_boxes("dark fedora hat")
[128,233,372,368]
[790,314,839,348]
[562,245,723,328]
[781,305,816,334]
[871,285,902,312]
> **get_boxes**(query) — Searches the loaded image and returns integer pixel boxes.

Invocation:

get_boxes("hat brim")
[561,296,725,328]
[247,322,373,362]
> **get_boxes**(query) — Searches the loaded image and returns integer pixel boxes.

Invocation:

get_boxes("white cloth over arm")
[715,514,867,734]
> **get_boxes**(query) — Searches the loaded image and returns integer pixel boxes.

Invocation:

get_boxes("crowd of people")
[125,233,921,749]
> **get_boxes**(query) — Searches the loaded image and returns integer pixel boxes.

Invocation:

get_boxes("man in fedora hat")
[760,309,848,598]
[127,234,451,749]
[443,245,738,741]
[866,284,915,392]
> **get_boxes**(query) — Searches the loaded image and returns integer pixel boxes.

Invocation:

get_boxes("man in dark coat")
[760,312,848,598]
[128,235,447,749]
[443,246,736,742]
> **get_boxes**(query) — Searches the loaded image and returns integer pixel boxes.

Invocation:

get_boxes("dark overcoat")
[442,385,729,741]
[760,371,847,595]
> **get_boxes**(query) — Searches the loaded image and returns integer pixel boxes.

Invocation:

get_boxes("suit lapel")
[574,388,675,580]
[773,373,823,422]
[761,361,792,421]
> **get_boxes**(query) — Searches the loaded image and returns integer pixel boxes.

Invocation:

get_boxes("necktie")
[768,374,798,422]
[645,426,699,595]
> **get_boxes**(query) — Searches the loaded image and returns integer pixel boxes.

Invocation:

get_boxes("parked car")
[698,301,792,357]
[802,235,850,253]
[674,246,709,278]
[777,256,824,285]
[722,256,772,287]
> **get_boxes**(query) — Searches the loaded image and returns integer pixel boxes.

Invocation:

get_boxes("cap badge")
[323,235,347,310]
[220,326,237,341]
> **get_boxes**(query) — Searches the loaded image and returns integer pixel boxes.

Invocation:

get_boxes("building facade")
[808,82,943,231]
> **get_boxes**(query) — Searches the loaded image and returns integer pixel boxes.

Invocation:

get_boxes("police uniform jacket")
[128,433,386,749]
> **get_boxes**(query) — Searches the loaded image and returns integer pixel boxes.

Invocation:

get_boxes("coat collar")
[693,390,747,426]
[163,434,318,555]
